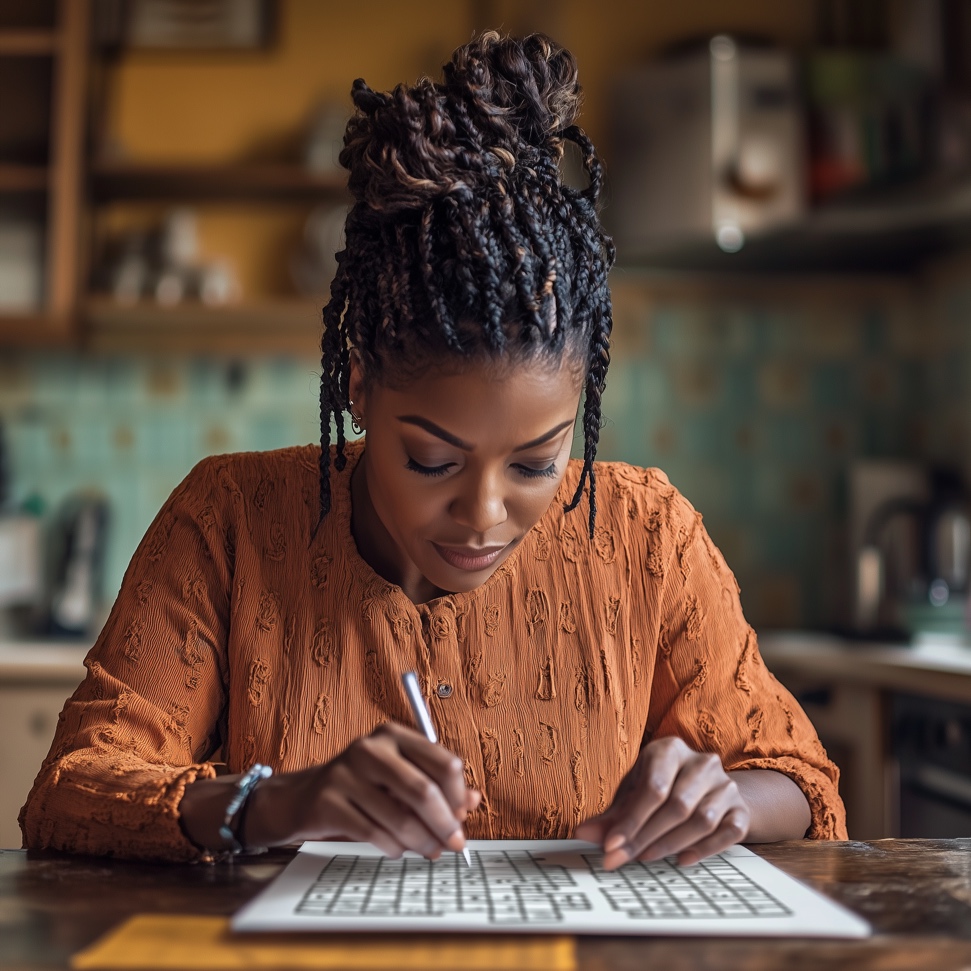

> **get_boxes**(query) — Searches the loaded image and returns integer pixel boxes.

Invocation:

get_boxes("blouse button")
[437,681,453,699]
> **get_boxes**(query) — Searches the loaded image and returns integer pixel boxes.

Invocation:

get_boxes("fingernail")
[603,847,630,870]
[604,833,626,853]
[446,829,465,851]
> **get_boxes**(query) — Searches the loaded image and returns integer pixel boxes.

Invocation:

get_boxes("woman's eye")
[405,458,454,477]
[516,463,558,480]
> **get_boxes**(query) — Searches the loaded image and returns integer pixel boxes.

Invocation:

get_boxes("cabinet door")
[771,670,891,839]
[0,683,76,848]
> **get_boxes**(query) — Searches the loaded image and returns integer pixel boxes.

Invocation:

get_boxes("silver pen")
[401,670,472,867]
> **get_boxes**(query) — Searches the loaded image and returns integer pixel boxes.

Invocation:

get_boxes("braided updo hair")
[318,31,615,538]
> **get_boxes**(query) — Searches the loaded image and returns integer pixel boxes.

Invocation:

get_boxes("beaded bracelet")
[219,763,273,855]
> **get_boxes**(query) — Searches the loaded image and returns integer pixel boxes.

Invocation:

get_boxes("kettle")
[855,468,971,638]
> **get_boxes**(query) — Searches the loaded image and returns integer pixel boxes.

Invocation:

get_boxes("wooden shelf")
[0,30,58,55]
[0,164,48,192]
[82,297,324,355]
[0,312,75,346]
[616,175,971,275]
[90,163,348,202]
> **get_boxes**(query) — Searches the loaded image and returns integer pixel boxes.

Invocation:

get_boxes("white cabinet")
[0,645,88,849]
[765,671,891,839]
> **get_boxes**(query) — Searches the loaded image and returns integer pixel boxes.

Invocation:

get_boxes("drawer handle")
[795,688,832,707]
[910,764,971,811]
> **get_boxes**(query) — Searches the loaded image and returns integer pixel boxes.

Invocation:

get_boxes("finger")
[612,756,728,867]
[354,733,467,849]
[601,743,684,856]
[674,808,750,867]
[603,748,719,868]
[633,788,737,865]
[313,794,407,859]
[383,723,475,818]
[347,784,447,859]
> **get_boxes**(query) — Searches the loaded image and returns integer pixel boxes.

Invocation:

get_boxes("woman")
[21,32,845,868]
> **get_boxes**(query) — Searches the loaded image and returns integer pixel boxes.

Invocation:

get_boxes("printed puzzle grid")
[295,849,793,925]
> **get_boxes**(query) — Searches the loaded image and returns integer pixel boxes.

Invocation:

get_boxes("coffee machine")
[852,462,971,641]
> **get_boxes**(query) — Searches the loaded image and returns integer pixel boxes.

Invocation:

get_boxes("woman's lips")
[433,542,508,572]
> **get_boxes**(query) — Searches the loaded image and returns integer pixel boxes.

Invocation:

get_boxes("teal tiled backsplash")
[1,268,966,630]
[0,355,325,607]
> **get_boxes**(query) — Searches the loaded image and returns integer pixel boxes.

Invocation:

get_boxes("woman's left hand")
[573,736,751,869]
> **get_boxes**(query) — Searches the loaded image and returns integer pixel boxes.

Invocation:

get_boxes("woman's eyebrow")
[397,416,574,451]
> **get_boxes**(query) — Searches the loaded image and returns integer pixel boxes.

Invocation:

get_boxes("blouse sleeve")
[19,456,235,861]
[645,490,848,841]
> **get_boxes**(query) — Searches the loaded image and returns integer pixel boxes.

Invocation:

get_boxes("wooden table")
[3,839,971,970]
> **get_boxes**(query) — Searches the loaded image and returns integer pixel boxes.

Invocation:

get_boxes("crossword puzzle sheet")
[232,840,869,937]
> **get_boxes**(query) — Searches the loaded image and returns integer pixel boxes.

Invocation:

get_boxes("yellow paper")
[70,914,577,970]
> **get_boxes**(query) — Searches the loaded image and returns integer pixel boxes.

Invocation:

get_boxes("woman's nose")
[450,472,508,533]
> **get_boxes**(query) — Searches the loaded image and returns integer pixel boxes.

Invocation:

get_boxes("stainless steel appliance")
[607,36,805,258]
[854,467,971,641]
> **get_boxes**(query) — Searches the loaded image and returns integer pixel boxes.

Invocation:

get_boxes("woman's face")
[349,355,584,603]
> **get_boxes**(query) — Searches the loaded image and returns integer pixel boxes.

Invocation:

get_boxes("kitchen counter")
[0,641,91,850]
[3,630,969,846]
[758,629,971,840]
[3,632,970,696]
[758,630,971,704]
[0,641,90,682]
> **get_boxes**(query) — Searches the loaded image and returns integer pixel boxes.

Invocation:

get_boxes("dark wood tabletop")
[2,838,971,971]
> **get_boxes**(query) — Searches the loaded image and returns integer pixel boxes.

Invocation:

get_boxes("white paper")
[232,840,870,938]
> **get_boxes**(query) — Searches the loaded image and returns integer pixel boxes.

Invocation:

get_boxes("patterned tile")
[2,269,970,629]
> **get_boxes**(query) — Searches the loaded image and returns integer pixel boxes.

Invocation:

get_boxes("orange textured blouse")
[20,440,846,861]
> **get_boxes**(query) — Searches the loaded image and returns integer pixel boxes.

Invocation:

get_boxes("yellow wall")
[105,0,469,163]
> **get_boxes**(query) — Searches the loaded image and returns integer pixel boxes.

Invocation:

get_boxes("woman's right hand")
[181,722,480,859]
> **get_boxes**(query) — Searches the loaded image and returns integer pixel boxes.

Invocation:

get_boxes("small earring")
[348,402,364,435]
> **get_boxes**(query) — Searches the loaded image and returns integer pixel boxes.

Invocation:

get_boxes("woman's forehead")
[370,359,583,446]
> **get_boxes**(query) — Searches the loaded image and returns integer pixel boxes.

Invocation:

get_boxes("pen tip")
[463,847,472,866]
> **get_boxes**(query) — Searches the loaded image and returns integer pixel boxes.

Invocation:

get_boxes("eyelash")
[405,458,558,480]
[406,458,452,478]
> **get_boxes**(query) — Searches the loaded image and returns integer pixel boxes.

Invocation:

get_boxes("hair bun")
[340,32,582,213]
[445,31,581,143]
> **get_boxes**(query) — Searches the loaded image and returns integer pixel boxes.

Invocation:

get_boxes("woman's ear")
[347,352,367,420]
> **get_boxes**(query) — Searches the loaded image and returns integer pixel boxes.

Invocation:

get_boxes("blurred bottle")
[805,51,934,202]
